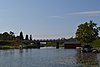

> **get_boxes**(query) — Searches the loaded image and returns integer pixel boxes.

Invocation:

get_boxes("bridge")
[22,38,78,49]
[22,39,68,49]
[32,39,68,49]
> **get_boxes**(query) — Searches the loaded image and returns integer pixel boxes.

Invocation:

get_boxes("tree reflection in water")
[76,52,99,67]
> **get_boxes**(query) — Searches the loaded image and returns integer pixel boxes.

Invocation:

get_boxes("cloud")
[50,16,64,18]
[72,11,100,16]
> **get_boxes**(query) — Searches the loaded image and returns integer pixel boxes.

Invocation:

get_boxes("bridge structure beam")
[36,41,40,49]
[33,39,67,49]
[56,42,59,49]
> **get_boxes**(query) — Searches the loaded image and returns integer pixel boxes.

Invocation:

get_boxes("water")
[0,48,99,67]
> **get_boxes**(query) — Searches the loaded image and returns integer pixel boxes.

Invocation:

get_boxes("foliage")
[76,20,100,44]
[92,39,100,48]
[0,31,32,41]
[20,32,24,40]
[0,31,34,49]
[0,41,14,45]
[25,34,29,40]
[30,35,32,40]
[0,31,16,40]
[16,36,20,40]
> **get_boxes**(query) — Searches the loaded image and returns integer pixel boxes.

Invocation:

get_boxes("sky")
[0,0,100,39]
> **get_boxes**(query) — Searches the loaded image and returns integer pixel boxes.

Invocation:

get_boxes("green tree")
[25,34,29,40]
[16,36,20,40]
[0,33,3,40]
[9,31,14,36]
[20,32,24,40]
[9,31,15,40]
[2,32,10,40]
[30,35,32,40]
[76,20,100,44]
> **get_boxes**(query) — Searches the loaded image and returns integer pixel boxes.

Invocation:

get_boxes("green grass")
[0,46,15,49]
[92,39,100,48]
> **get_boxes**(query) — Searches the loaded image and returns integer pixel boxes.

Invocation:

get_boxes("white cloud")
[72,11,100,16]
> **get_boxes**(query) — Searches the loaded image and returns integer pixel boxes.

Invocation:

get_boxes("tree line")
[0,31,32,41]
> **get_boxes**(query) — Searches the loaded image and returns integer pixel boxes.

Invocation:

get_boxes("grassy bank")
[92,39,100,48]
[0,46,15,49]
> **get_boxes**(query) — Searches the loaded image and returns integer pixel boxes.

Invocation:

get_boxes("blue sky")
[0,0,100,39]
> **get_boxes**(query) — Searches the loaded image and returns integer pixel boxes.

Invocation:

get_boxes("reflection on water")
[76,51,99,67]
[0,48,100,67]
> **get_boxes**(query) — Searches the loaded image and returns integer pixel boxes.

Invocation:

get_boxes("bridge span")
[21,39,67,49]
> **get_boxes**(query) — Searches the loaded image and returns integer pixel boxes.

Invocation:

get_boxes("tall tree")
[9,31,14,36]
[25,34,29,40]
[20,32,24,40]
[76,20,100,44]
[9,31,15,40]
[30,35,32,40]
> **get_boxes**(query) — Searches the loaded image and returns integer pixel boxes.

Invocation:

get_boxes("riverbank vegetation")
[76,20,100,48]
[0,31,34,49]
[92,39,100,48]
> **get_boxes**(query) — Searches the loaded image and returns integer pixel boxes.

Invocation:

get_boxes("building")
[64,38,81,49]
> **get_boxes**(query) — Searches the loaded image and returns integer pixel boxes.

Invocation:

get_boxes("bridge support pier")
[56,42,59,49]
[37,42,40,49]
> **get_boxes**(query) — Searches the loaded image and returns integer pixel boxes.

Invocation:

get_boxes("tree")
[30,35,32,40]
[20,32,24,40]
[3,32,10,40]
[9,31,15,40]
[16,36,20,40]
[76,20,100,44]
[0,31,16,40]
[9,31,14,36]
[0,33,3,40]
[25,34,29,40]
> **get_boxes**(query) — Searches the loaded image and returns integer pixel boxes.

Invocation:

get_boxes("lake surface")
[0,47,100,67]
